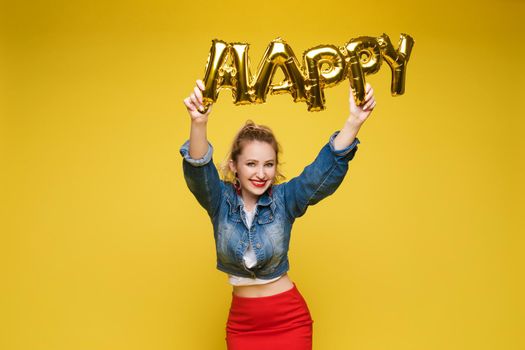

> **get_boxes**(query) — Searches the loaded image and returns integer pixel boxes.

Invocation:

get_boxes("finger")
[365,82,372,93]
[190,93,202,109]
[194,86,203,104]
[365,87,374,100]
[184,97,196,112]
[365,100,376,111]
[196,79,205,91]
[190,95,204,112]
[183,97,194,109]
[363,94,374,108]
[363,97,375,110]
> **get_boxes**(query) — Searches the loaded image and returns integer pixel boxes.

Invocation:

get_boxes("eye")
[247,162,255,167]
[265,163,275,167]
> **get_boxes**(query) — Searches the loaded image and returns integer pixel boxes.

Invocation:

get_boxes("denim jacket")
[179,131,360,279]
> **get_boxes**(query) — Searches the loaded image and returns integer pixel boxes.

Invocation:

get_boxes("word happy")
[201,33,414,111]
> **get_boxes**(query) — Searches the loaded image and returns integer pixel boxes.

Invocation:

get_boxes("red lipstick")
[250,180,266,188]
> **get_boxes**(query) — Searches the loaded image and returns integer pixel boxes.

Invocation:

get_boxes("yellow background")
[2,0,523,349]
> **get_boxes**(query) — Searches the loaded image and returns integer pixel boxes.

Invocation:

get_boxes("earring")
[233,172,242,195]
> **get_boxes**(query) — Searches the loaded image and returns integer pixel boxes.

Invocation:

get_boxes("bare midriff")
[232,273,294,298]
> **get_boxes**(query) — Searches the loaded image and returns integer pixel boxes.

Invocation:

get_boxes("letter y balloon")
[199,33,414,113]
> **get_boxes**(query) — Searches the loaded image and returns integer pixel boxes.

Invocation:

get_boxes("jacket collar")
[226,183,274,214]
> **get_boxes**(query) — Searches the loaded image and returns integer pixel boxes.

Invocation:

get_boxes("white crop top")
[228,206,284,286]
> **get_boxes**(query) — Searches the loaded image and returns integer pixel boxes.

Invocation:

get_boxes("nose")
[257,165,266,178]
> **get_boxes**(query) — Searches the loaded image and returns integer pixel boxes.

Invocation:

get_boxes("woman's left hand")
[348,82,376,125]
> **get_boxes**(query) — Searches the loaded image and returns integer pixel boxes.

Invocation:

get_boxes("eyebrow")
[245,159,275,162]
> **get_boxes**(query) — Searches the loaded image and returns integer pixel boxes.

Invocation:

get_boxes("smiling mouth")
[250,180,267,188]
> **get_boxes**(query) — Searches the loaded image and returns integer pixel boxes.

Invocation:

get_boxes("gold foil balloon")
[199,34,414,112]
[201,40,253,112]
[201,39,230,109]
[303,45,346,111]
[253,38,308,104]
[343,36,383,106]
[230,43,253,105]
[377,33,415,96]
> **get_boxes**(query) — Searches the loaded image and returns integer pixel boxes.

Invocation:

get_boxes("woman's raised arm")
[281,82,377,219]
[180,80,223,218]
[183,79,213,159]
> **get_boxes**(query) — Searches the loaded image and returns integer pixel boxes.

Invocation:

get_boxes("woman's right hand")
[183,79,213,123]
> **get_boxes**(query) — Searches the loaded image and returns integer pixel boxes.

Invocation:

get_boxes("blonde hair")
[218,120,286,184]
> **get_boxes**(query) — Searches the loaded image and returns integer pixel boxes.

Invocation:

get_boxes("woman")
[180,79,376,349]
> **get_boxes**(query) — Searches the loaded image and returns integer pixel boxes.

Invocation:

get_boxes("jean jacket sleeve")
[283,131,360,219]
[179,140,223,218]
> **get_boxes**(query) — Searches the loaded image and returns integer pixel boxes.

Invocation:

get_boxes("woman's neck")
[240,193,258,212]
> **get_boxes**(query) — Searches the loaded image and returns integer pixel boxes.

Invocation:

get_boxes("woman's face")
[230,140,276,203]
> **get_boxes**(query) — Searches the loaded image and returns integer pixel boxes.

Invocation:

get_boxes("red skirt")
[226,282,314,350]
